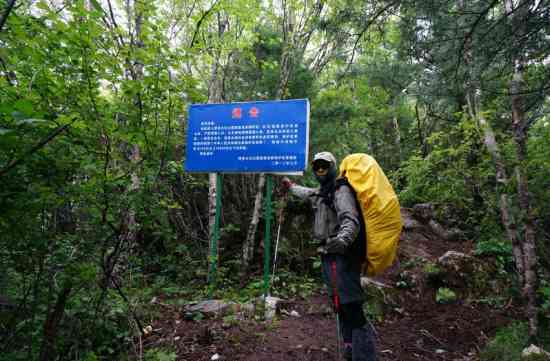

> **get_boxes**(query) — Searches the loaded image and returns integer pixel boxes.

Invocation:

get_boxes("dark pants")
[321,254,376,361]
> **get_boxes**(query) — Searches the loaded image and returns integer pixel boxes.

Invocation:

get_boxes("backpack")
[338,153,402,276]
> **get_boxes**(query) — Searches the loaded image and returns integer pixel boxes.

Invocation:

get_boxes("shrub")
[436,287,457,304]
[479,322,529,361]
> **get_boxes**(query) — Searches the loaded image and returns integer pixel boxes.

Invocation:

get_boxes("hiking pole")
[330,259,343,361]
[270,191,288,293]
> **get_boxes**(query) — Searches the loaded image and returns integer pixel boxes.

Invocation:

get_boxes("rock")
[264,296,283,320]
[436,251,472,288]
[400,208,424,230]
[522,344,550,359]
[235,302,255,318]
[211,353,224,360]
[428,219,462,242]
[401,205,463,243]
[433,250,508,298]
[187,300,236,317]
[413,203,434,221]
[290,310,300,317]
[142,325,153,335]
[438,251,470,269]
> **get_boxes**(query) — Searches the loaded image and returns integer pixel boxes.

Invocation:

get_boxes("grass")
[480,321,550,361]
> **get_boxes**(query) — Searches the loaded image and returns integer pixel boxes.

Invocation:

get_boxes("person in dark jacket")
[282,151,376,361]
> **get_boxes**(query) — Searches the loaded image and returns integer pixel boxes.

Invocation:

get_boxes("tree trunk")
[240,174,266,277]
[458,2,524,285]
[38,282,73,361]
[506,0,538,340]
[116,0,143,284]
[392,97,401,166]
[414,103,427,158]
[240,0,324,278]
[466,91,524,284]
[206,13,227,278]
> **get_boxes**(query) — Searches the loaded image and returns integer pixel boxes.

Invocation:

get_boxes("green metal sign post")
[263,175,273,297]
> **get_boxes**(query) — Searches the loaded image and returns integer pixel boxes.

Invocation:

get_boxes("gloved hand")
[281,177,294,191]
[325,236,349,254]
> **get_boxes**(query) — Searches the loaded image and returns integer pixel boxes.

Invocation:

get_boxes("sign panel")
[185,99,309,173]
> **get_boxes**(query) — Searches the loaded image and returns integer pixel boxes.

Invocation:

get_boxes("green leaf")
[36,1,50,11]
[89,0,103,12]
[14,99,33,116]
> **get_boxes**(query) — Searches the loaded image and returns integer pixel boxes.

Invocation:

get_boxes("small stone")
[435,349,446,354]
[321,347,328,352]
[264,296,283,320]
[522,344,550,359]
[290,310,300,317]
[142,325,153,335]
[211,353,223,360]
[174,336,180,341]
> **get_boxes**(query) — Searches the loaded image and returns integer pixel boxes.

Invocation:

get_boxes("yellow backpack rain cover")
[339,153,402,276]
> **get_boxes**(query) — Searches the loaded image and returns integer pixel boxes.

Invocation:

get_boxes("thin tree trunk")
[414,103,427,158]
[466,91,524,284]
[506,0,538,339]
[240,0,324,277]
[207,13,227,277]
[241,174,266,277]
[459,3,524,285]
[116,0,143,284]
[392,98,401,166]
[38,282,73,361]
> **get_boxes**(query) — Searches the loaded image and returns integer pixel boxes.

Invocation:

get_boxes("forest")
[0,0,549,360]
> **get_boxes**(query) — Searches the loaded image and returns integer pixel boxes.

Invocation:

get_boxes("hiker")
[281,151,377,361]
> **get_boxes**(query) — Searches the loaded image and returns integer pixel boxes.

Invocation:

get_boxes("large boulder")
[401,204,463,243]
[432,250,508,299]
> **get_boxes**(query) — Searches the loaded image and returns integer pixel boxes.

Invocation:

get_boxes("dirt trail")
[143,234,516,360]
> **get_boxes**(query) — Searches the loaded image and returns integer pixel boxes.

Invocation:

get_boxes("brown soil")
[141,235,518,361]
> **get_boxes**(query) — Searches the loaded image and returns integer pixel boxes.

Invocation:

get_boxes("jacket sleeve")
[288,184,316,203]
[333,185,361,245]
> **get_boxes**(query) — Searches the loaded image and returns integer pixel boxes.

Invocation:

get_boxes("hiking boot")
[352,324,377,361]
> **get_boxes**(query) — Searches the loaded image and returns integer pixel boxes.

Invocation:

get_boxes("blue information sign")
[185,99,309,173]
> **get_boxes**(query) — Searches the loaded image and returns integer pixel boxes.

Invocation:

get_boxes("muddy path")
[143,289,512,361]
[142,227,517,361]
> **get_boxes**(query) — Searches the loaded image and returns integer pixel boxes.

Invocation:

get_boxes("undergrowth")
[480,320,550,361]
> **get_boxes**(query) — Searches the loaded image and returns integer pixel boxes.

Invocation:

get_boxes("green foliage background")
[0,0,549,360]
